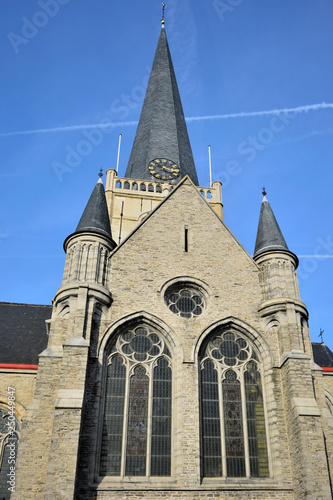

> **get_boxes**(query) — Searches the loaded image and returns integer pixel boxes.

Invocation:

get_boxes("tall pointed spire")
[125,26,199,185]
[64,177,115,249]
[254,194,289,258]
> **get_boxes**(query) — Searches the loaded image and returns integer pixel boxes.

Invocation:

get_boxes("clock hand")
[163,165,178,172]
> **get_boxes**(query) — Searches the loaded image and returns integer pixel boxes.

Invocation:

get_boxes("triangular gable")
[111,176,258,269]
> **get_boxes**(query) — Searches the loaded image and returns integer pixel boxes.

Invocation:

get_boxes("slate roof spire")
[254,194,289,258]
[64,176,115,250]
[125,26,199,185]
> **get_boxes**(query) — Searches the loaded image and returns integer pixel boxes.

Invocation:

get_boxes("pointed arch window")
[200,330,269,479]
[100,325,172,478]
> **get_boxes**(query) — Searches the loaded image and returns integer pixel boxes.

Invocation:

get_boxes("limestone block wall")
[12,179,333,500]
[13,353,63,499]
[0,371,37,421]
[280,355,332,499]
[62,233,113,287]
[73,182,300,498]
[105,169,223,243]
[255,252,300,302]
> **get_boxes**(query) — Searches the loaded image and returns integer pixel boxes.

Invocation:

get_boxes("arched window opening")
[199,330,269,479]
[140,183,146,192]
[0,406,20,499]
[124,182,130,190]
[156,185,162,193]
[100,325,172,478]
[148,184,154,192]
[132,182,138,191]
[116,181,122,189]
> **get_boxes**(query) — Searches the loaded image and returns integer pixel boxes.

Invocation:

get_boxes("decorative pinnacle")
[262,186,267,196]
[98,168,103,178]
[161,3,167,24]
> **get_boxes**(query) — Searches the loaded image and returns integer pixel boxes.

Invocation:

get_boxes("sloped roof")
[0,302,51,365]
[254,196,289,257]
[312,342,333,368]
[125,27,199,185]
[75,178,112,238]
[64,178,115,250]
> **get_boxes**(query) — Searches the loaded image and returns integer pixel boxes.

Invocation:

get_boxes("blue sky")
[1,0,332,346]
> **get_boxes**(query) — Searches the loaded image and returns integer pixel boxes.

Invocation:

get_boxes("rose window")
[165,286,205,318]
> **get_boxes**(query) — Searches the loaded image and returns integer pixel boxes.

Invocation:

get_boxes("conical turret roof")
[64,177,114,250]
[75,177,112,238]
[254,195,289,257]
[125,26,199,185]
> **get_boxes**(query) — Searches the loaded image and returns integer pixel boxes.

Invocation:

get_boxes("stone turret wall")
[62,233,113,287]
[255,251,300,302]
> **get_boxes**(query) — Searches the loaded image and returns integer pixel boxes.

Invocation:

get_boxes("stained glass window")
[201,360,222,477]
[165,284,205,318]
[100,325,172,478]
[245,362,269,477]
[200,330,269,479]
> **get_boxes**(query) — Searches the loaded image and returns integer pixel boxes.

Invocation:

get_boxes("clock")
[148,158,180,180]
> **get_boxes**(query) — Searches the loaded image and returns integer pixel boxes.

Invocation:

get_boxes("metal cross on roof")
[319,328,325,343]
[161,3,167,24]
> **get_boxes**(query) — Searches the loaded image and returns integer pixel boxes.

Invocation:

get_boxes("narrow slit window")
[185,227,188,252]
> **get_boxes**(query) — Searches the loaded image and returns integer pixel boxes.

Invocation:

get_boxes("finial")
[98,168,103,178]
[319,328,324,343]
[161,3,167,25]
[262,186,267,196]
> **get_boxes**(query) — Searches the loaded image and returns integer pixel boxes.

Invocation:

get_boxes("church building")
[1,16,333,500]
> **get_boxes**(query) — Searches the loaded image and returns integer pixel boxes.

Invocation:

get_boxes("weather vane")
[319,328,324,343]
[262,186,267,196]
[161,3,167,25]
[98,168,103,178]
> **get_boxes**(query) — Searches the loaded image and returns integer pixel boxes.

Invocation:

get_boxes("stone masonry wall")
[74,182,296,497]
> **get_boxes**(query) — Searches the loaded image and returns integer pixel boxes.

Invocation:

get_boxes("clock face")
[148,158,180,180]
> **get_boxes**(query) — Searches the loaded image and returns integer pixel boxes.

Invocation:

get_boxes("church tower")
[13,17,333,500]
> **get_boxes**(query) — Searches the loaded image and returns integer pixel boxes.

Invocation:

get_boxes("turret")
[62,176,116,288]
[52,175,116,345]
[254,190,311,358]
[253,192,300,301]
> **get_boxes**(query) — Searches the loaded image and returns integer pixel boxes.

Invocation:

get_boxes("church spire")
[125,26,199,185]
[254,193,289,258]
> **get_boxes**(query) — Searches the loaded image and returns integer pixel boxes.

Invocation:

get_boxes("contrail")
[273,129,333,147]
[1,102,332,138]
[186,102,333,122]
[0,120,139,138]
